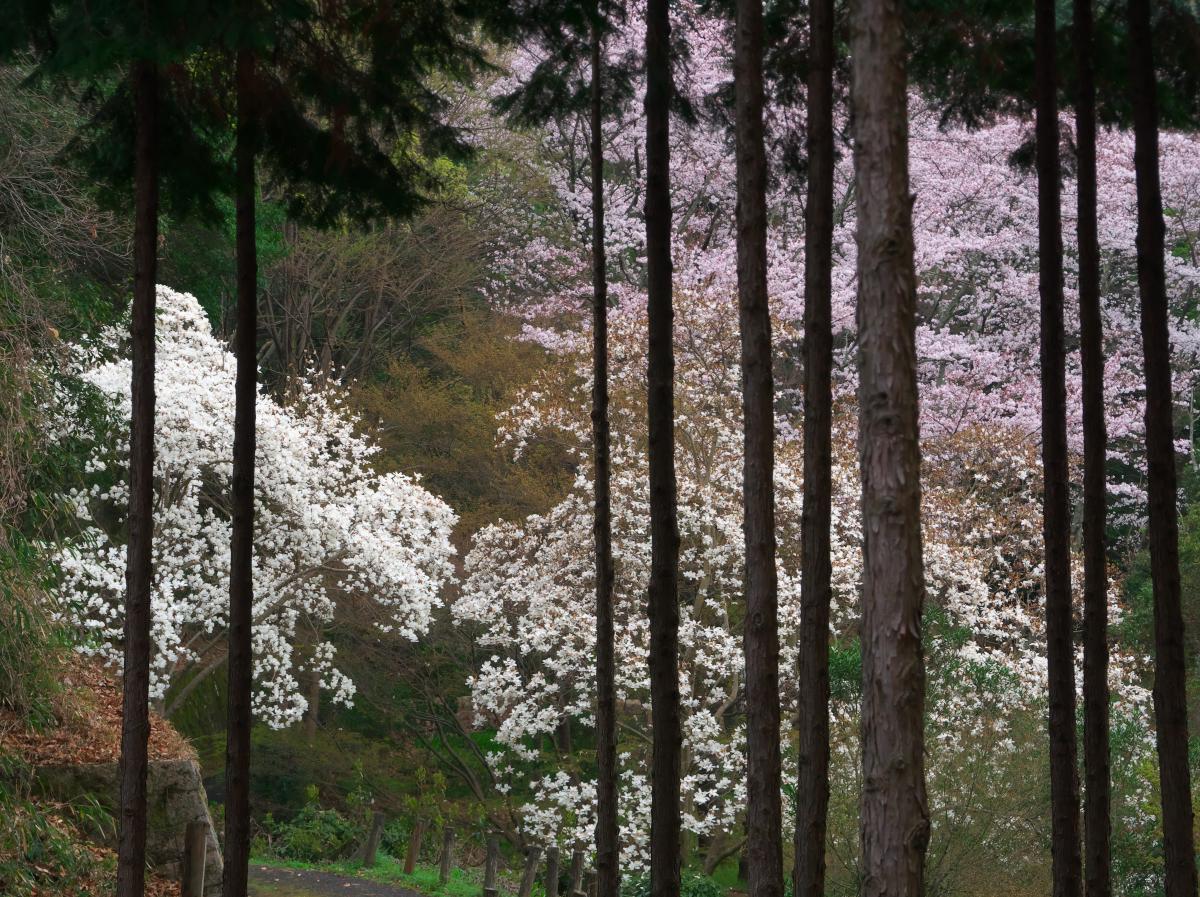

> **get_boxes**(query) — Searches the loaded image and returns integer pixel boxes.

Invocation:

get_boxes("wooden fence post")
[362,811,385,869]
[518,845,542,897]
[483,833,501,897]
[544,846,561,897]
[181,819,208,897]
[568,849,585,897]
[439,828,455,885]
[585,868,597,897]
[404,818,426,874]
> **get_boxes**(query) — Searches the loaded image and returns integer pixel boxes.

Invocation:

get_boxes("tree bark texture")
[1129,2,1199,895]
[1074,1,1112,895]
[794,0,835,893]
[591,19,619,897]
[116,56,159,897]
[644,1,682,897]
[223,42,258,897]
[1036,2,1084,895]
[733,3,783,897]
[848,0,930,894]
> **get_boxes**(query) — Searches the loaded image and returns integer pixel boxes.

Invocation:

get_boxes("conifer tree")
[848,0,929,893]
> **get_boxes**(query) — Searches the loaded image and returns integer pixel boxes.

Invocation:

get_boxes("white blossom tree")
[58,286,457,728]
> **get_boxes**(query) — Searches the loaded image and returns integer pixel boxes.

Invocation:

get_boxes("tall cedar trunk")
[733,3,782,897]
[644,0,682,896]
[591,17,620,897]
[1128,2,1199,895]
[223,43,257,897]
[848,0,929,894]
[1035,2,1084,895]
[115,57,158,897]
[793,0,834,893]
[1074,0,1112,894]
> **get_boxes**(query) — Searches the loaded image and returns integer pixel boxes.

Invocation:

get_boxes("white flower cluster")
[57,286,457,728]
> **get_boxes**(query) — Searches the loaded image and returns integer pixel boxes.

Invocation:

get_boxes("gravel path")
[248,863,426,897]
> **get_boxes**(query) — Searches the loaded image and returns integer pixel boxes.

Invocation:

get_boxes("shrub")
[622,872,722,897]
[264,791,362,863]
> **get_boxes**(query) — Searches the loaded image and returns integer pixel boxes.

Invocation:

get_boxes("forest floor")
[249,863,424,897]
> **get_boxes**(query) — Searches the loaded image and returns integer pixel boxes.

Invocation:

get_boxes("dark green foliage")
[621,871,722,897]
[906,0,1200,130]
[491,0,636,127]
[259,791,360,864]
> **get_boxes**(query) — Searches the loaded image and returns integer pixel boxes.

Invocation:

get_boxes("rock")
[34,758,223,896]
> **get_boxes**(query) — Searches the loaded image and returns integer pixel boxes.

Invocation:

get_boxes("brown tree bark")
[116,56,159,897]
[1128,2,1199,895]
[644,1,682,896]
[223,42,258,897]
[793,0,834,894]
[1035,2,1084,895]
[590,15,620,897]
[1074,1,1112,895]
[733,3,782,897]
[847,0,929,894]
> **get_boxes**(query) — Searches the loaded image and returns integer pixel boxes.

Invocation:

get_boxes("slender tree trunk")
[794,0,834,893]
[590,17,620,897]
[733,4,782,897]
[1128,3,1199,895]
[223,42,257,897]
[116,56,159,897]
[1074,1,1111,895]
[644,1,681,896]
[848,1,929,895]
[304,665,320,742]
[1035,2,1084,895]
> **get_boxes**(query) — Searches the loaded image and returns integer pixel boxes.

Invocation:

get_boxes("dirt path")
[248,863,425,897]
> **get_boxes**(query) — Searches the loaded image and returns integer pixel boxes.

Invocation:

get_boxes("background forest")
[1,1,1200,896]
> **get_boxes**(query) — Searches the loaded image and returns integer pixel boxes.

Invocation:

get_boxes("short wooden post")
[483,833,501,897]
[585,869,597,897]
[518,845,542,897]
[181,819,208,897]
[362,811,385,868]
[404,818,426,874]
[544,846,561,897]
[439,828,455,885]
[568,849,585,897]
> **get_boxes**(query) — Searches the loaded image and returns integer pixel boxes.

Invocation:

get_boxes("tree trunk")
[304,665,320,742]
[1074,1,1111,895]
[733,4,782,897]
[590,19,619,897]
[1128,2,1199,896]
[794,0,834,894]
[1035,2,1084,895]
[223,41,258,897]
[644,2,682,897]
[848,0,930,895]
[405,819,426,874]
[116,56,159,897]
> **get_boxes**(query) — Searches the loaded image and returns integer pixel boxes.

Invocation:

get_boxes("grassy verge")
[251,853,484,897]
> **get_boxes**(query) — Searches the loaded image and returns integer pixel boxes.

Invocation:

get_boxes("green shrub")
[263,790,362,863]
[622,871,722,897]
